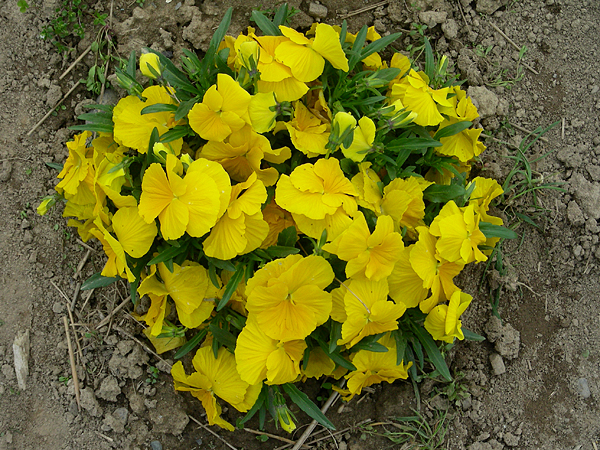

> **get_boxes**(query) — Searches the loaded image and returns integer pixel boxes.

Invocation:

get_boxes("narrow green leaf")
[147,244,188,266]
[251,10,281,36]
[208,323,237,349]
[217,264,245,311]
[463,329,486,342]
[411,323,452,382]
[387,137,442,152]
[140,103,178,115]
[159,126,191,143]
[70,123,113,133]
[329,321,342,354]
[433,121,473,140]
[174,329,207,359]
[45,162,63,171]
[265,246,300,258]
[424,36,435,81]
[479,222,519,240]
[348,26,368,70]
[393,331,408,366]
[76,112,113,124]
[349,333,387,353]
[174,98,199,121]
[272,3,288,26]
[126,50,136,78]
[423,184,466,203]
[239,386,267,425]
[282,384,336,430]
[81,272,119,290]
[206,256,236,272]
[360,32,402,62]
[277,226,297,247]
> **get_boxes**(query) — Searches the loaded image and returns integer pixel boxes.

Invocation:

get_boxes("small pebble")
[576,378,591,398]
[150,441,163,450]
[490,353,506,376]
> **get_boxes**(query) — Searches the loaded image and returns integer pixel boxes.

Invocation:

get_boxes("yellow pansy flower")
[203,172,269,260]
[188,73,251,142]
[235,316,307,385]
[199,125,290,186]
[56,131,94,197]
[138,154,231,241]
[138,261,215,334]
[436,118,486,163]
[338,278,406,347]
[380,176,432,232]
[388,244,429,308]
[275,24,349,83]
[351,162,383,213]
[89,218,135,282]
[424,290,472,343]
[429,201,487,264]
[342,333,411,400]
[172,346,262,431]
[245,254,334,342]
[253,35,309,102]
[284,101,330,157]
[275,158,357,240]
[323,212,404,281]
[113,85,182,153]
[409,226,464,313]
[468,176,504,226]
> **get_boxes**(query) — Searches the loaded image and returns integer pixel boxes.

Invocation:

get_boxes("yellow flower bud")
[140,52,161,79]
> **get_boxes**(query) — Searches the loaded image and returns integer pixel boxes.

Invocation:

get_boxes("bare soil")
[0,0,598,449]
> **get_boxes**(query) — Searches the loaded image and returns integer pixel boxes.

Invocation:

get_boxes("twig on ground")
[95,296,131,329]
[338,0,389,19]
[76,238,97,252]
[79,289,94,315]
[73,249,91,280]
[291,387,342,450]
[113,326,172,370]
[561,118,565,139]
[456,0,471,33]
[188,415,239,450]
[509,122,549,143]
[94,431,114,442]
[59,45,92,80]
[480,133,519,150]
[51,280,84,362]
[243,429,305,446]
[488,22,539,75]
[26,80,82,136]
[63,316,81,412]
[70,281,81,312]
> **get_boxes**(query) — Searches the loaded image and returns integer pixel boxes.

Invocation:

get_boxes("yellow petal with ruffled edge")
[275,40,324,83]
[312,23,349,71]
[112,206,157,258]
[203,213,246,260]
[235,318,277,385]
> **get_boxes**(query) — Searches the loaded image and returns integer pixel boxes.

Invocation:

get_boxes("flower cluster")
[41,5,510,432]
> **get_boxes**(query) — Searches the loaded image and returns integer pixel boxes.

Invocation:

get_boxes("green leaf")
[126,50,136,78]
[349,333,388,353]
[159,126,191,143]
[463,329,486,342]
[479,222,519,240]
[277,226,297,247]
[81,272,120,290]
[410,323,452,382]
[424,36,435,81]
[265,246,300,258]
[208,323,237,349]
[387,137,442,152]
[45,162,63,171]
[282,384,336,430]
[433,121,473,140]
[140,103,178,115]
[174,329,207,359]
[239,385,267,425]
[423,184,466,203]
[76,112,113,125]
[272,3,289,27]
[251,10,281,36]
[348,26,368,70]
[217,264,245,311]
[174,98,199,121]
[393,331,408,366]
[70,123,113,133]
[206,256,236,272]
[147,244,188,266]
[360,32,402,63]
